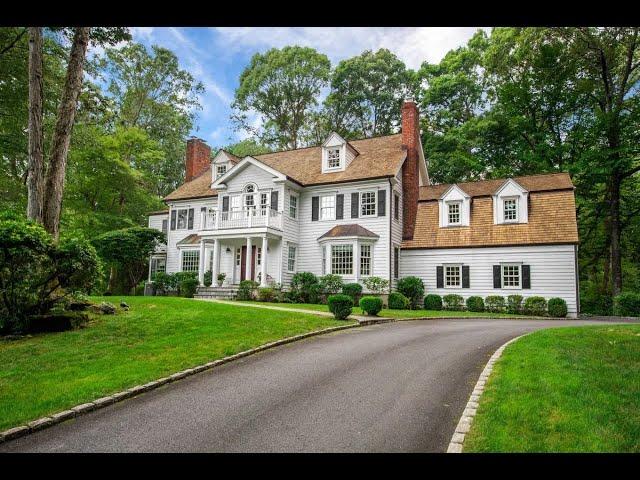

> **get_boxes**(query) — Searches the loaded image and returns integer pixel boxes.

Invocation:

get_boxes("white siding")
[390,169,403,291]
[400,244,578,317]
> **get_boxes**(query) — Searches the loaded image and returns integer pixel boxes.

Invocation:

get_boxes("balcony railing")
[202,207,283,231]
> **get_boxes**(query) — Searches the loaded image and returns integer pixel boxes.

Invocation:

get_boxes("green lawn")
[464,324,640,452]
[0,296,350,431]
[235,301,532,319]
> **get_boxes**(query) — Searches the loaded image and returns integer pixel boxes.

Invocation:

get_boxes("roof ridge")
[423,171,570,189]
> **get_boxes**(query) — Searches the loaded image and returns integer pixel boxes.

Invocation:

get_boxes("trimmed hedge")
[327,294,353,320]
[466,296,485,312]
[397,276,425,309]
[424,294,443,311]
[485,295,505,313]
[548,297,568,317]
[342,283,363,302]
[507,294,523,315]
[524,296,547,316]
[443,294,464,311]
[613,293,640,317]
[359,296,383,316]
[389,292,410,310]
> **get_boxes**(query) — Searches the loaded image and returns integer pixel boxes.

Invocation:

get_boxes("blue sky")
[121,27,487,148]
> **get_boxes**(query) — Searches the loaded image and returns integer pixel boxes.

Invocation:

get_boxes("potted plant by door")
[217,273,226,287]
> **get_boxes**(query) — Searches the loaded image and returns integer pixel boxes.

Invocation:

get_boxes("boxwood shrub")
[443,294,464,311]
[485,295,506,313]
[547,297,568,317]
[359,296,383,316]
[466,296,485,312]
[613,292,640,317]
[389,291,410,310]
[524,296,547,316]
[507,294,523,315]
[342,283,363,302]
[424,294,443,311]
[327,294,353,320]
[397,276,425,309]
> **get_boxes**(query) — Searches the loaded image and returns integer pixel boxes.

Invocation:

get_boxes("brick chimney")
[185,137,211,182]
[401,98,420,240]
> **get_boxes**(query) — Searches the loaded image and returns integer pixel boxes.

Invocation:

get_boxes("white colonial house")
[147,100,580,316]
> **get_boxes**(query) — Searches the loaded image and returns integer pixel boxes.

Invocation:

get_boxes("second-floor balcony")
[202,207,283,231]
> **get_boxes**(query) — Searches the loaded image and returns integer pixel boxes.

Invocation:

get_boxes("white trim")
[359,190,377,217]
[211,156,287,188]
[500,262,522,290]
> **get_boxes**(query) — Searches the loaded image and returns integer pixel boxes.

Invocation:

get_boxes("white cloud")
[213,27,489,69]
[131,27,154,42]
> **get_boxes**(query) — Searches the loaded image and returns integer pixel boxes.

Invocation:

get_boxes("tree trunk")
[26,27,44,223]
[42,27,90,240]
[608,172,623,295]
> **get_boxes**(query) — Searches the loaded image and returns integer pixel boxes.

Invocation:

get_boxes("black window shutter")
[351,192,359,218]
[436,266,444,288]
[336,194,344,219]
[222,196,229,212]
[187,208,194,229]
[378,189,386,216]
[162,219,168,235]
[522,265,531,289]
[311,196,319,221]
[394,193,399,220]
[271,191,279,211]
[493,265,501,288]
[170,210,176,230]
[462,265,470,288]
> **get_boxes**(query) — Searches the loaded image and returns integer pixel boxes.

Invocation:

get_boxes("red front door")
[240,245,257,281]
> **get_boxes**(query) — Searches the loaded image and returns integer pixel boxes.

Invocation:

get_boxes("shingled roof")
[318,224,380,240]
[164,134,406,201]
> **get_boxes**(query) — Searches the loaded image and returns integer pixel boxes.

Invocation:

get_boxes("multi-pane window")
[161,219,168,235]
[331,244,353,275]
[445,265,461,287]
[447,202,461,224]
[361,191,377,217]
[320,195,336,220]
[181,250,200,273]
[230,195,241,212]
[502,264,521,288]
[260,193,269,214]
[177,209,188,229]
[289,194,298,219]
[360,244,372,276]
[394,247,399,279]
[327,148,341,168]
[257,247,262,266]
[321,245,327,275]
[504,199,517,221]
[236,248,241,266]
[150,257,166,277]
[216,164,227,179]
[394,193,400,221]
[287,244,297,272]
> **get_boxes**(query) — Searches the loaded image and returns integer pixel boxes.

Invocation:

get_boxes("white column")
[198,240,206,286]
[200,207,206,230]
[260,236,268,287]
[212,238,220,286]
[245,237,253,281]
[353,240,360,283]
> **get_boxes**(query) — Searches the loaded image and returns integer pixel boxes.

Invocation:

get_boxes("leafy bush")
[319,274,344,295]
[180,278,198,298]
[389,292,410,310]
[613,293,640,317]
[237,280,259,301]
[524,296,547,316]
[0,215,101,334]
[443,294,464,311]
[342,283,363,302]
[359,296,383,316]
[397,276,425,309]
[423,294,443,311]
[548,297,568,317]
[485,295,506,313]
[290,272,321,303]
[466,296,485,312]
[203,270,213,287]
[28,312,89,333]
[362,276,389,294]
[258,287,275,302]
[327,294,353,320]
[581,290,613,315]
[152,272,177,294]
[507,295,523,315]
[217,272,226,285]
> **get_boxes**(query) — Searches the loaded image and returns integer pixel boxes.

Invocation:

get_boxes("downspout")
[389,178,393,294]
[575,244,580,315]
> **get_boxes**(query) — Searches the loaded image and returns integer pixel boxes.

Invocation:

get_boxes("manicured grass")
[0,296,350,431]
[235,301,532,319]
[465,324,640,452]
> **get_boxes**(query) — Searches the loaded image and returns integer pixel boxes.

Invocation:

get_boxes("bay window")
[181,250,200,273]
[360,244,372,276]
[331,244,353,275]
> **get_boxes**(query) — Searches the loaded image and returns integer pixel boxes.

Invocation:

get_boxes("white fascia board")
[211,156,287,189]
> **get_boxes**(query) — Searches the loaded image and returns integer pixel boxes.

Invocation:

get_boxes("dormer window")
[503,198,518,222]
[215,164,227,179]
[493,179,528,225]
[327,148,341,169]
[448,202,461,224]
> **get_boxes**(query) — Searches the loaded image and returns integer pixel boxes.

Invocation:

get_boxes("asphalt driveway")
[0,318,620,453]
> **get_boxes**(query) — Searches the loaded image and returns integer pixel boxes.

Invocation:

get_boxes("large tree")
[232,46,331,150]
[97,43,204,195]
